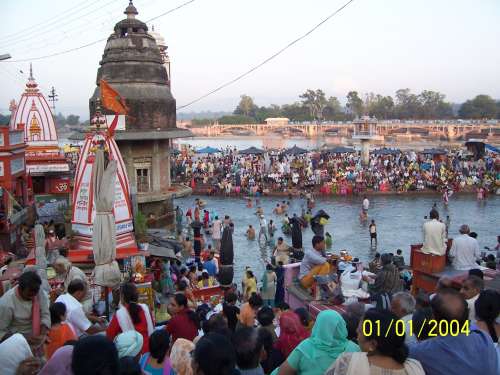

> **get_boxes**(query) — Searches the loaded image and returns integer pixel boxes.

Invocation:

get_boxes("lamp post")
[0,54,11,61]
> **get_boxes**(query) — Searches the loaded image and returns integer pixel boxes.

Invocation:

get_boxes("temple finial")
[29,63,33,80]
[124,0,138,18]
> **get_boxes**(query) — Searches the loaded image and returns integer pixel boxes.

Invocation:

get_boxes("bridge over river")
[182,120,500,144]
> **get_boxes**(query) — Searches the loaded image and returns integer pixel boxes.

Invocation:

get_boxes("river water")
[174,194,499,282]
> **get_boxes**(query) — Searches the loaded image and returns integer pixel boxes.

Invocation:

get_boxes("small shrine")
[353,116,380,165]
[9,65,70,221]
[70,105,137,258]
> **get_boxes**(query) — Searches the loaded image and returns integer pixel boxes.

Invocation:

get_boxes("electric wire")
[176,0,355,110]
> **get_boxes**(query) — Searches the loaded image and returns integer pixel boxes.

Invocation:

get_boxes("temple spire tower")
[85,0,191,225]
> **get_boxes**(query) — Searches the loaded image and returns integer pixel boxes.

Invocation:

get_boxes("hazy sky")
[1,0,499,119]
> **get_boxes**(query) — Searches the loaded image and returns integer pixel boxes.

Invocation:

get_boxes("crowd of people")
[171,148,499,197]
[1,194,499,375]
[0,267,498,375]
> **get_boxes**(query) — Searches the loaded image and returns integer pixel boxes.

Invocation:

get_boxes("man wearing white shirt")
[362,196,370,212]
[55,279,105,337]
[421,209,447,255]
[449,225,481,270]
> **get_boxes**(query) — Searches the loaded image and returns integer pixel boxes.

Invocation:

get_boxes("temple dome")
[148,26,166,49]
[10,65,59,146]
[90,1,176,130]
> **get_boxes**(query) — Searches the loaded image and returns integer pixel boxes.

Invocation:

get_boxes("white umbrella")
[92,149,121,287]
[34,223,50,292]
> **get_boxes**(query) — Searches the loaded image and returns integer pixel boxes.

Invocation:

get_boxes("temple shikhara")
[74,0,191,226]
[9,65,70,221]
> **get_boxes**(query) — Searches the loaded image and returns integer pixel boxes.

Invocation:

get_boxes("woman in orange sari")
[45,302,76,359]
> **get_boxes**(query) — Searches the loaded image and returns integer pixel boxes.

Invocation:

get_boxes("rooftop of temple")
[85,0,190,140]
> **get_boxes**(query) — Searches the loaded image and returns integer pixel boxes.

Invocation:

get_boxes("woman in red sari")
[274,311,310,359]
[106,283,154,354]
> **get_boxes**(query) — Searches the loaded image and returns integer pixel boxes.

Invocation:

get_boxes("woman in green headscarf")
[272,310,359,375]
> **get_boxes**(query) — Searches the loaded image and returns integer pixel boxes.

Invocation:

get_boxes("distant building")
[265,118,289,126]
[9,65,70,222]
[0,124,29,252]
[149,25,171,87]
[352,116,380,165]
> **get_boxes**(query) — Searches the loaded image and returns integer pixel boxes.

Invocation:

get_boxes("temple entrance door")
[32,176,45,194]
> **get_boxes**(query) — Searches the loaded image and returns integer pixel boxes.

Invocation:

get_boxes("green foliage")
[0,113,10,125]
[191,118,213,126]
[55,112,66,127]
[224,90,494,123]
[281,103,311,122]
[458,95,498,119]
[254,104,282,123]
[66,114,80,125]
[134,211,148,241]
[299,89,328,121]
[234,95,258,117]
[323,97,347,121]
[218,115,256,124]
[346,91,364,118]
[365,94,394,120]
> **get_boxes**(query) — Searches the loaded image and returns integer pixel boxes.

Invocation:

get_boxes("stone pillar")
[152,140,161,192]
[361,139,370,166]
[123,143,137,191]
[165,140,171,188]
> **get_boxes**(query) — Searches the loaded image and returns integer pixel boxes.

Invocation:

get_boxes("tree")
[234,95,257,118]
[366,94,394,120]
[418,90,453,119]
[218,115,256,124]
[0,114,10,125]
[458,95,498,119]
[323,96,345,121]
[191,118,213,126]
[65,114,80,126]
[54,112,66,127]
[281,103,311,122]
[254,104,283,123]
[299,89,327,121]
[394,89,421,119]
[346,91,364,118]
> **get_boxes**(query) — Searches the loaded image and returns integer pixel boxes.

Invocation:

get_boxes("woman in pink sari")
[274,311,310,359]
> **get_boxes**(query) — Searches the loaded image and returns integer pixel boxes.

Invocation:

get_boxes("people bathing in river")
[369,220,377,247]
[246,225,256,240]
[259,215,268,243]
[274,237,291,265]
[242,270,258,301]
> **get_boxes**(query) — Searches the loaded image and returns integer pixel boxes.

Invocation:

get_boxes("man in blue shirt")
[409,288,498,375]
[203,251,218,277]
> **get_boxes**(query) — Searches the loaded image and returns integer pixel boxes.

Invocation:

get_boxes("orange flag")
[100,79,129,114]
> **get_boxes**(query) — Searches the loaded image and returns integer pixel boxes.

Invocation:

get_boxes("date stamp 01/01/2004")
[362,319,470,338]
